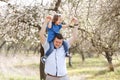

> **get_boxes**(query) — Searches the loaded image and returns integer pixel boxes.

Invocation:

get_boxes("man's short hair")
[54,33,64,40]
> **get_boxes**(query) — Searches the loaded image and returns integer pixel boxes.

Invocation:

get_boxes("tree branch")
[54,0,61,12]
[45,0,61,12]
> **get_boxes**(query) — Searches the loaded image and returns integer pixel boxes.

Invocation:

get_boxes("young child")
[41,14,76,64]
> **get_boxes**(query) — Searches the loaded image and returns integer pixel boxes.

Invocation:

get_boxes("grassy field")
[67,54,120,80]
[0,53,120,80]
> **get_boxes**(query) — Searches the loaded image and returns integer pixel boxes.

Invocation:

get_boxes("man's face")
[53,37,63,48]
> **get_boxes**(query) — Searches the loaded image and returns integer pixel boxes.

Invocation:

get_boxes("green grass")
[14,63,39,69]
[67,54,120,80]
[0,54,120,80]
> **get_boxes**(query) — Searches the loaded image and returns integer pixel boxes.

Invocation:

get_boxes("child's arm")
[62,17,78,29]
[46,15,52,29]
[39,15,53,45]
[62,24,69,29]
[47,22,52,28]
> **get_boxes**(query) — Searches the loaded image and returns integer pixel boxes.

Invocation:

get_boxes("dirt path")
[70,74,88,80]
[0,54,40,77]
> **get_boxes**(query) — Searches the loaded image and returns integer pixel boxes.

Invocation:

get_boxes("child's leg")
[41,42,54,64]
[45,41,54,57]
[63,41,69,56]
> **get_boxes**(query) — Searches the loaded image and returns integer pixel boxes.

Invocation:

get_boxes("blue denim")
[45,41,69,57]
[63,41,69,55]
[45,41,54,57]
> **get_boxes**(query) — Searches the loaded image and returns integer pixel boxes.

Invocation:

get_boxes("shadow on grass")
[94,69,109,76]
[114,63,120,68]
[86,69,109,79]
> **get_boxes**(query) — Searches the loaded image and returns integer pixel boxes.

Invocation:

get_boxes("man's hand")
[69,17,78,27]
[71,17,78,24]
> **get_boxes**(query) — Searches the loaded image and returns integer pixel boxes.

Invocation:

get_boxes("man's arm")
[69,25,79,46]
[39,20,48,45]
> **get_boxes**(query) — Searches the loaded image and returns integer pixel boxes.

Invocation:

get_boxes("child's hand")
[71,17,78,24]
[46,15,52,22]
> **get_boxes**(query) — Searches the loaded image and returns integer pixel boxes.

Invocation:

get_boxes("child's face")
[55,17,62,25]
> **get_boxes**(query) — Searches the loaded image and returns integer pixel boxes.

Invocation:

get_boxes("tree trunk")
[68,57,72,67]
[80,51,85,62]
[39,45,46,80]
[68,49,72,67]
[0,41,6,49]
[105,51,114,71]
[54,0,61,12]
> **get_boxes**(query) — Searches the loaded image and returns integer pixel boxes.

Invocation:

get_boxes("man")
[39,16,78,80]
